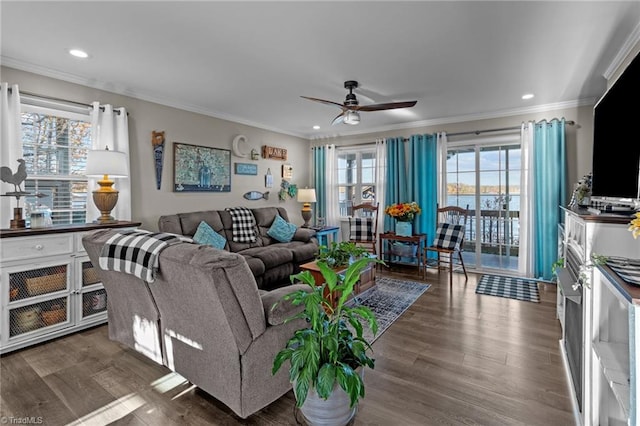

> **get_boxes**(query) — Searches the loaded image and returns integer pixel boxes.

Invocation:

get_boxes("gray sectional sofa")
[82,228,309,419]
[158,207,318,289]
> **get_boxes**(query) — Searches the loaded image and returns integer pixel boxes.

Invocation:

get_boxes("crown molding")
[1,57,309,140]
[308,98,594,141]
[603,21,640,80]
[3,56,595,143]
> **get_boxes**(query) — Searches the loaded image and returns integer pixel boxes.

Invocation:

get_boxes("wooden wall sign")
[261,145,287,160]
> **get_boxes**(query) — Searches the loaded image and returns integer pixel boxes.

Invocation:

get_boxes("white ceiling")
[2,1,640,140]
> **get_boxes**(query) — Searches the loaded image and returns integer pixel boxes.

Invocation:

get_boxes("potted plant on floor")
[272,256,381,426]
[317,241,370,268]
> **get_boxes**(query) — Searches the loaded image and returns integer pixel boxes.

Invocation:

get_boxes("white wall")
[1,67,312,231]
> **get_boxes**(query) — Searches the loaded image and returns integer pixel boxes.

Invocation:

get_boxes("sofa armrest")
[261,284,310,326]
[293,227,316,242]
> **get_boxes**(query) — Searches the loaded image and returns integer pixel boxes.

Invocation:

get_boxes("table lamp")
[86,146,128,223]
[297,188,317,228]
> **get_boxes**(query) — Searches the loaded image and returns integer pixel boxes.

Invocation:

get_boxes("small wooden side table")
[379,232,427,279]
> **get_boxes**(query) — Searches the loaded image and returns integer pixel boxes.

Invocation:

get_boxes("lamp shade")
[343,110,360,125]
[86,148,128,177]
[297,188,317,203]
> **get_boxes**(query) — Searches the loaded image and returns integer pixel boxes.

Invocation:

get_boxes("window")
[337,148,376,216]
[21,105,92,225]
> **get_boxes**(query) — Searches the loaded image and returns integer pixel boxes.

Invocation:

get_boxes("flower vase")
[578,195,591,207]
[396,221,412,237]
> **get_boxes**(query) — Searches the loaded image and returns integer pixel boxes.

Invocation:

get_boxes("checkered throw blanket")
[432,223,465,250]
[349,217,375,241]
[225,207,257,243]
[99,230,192,283]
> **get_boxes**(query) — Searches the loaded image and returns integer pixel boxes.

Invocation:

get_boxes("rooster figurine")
[1,158,28,194]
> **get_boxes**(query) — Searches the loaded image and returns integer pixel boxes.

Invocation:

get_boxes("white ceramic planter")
[298,370,363,426]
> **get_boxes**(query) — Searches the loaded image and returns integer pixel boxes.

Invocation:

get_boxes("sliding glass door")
[446,143,521,272]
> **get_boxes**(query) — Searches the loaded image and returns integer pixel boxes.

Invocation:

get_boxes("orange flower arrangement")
[384,202,421,222]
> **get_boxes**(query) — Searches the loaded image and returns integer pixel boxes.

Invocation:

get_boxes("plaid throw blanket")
[99,230,192,283]
[225,207,257,243]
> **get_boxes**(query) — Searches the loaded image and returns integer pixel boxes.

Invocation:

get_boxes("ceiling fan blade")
[331,111,346,126]
[301,96,345,109]
[355,100,417,112]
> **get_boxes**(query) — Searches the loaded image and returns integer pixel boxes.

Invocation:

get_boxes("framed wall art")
[173,142,231,192]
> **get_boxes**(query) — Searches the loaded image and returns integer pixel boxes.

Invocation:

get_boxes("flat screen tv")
[591,51,640,203]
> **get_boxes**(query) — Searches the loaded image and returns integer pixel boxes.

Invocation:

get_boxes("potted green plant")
[317,241,369,268]
[272,256,381,426]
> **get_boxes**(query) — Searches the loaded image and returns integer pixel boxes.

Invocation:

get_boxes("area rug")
[475,274,540,303]
[348,277,430,343]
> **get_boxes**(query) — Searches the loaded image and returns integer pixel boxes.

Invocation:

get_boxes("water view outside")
[447,144,522,270]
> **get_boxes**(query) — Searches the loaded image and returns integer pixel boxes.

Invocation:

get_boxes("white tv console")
[559,207,640,425]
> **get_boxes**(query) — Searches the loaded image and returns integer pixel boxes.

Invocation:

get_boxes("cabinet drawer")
[1,235,74,262]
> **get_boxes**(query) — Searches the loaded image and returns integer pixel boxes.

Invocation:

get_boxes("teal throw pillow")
[267,215,297,243]
[193,221,226,250]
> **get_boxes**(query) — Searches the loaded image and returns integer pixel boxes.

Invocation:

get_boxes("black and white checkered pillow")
[432,223,465,250]
[349,217,374,241]
[225,207,257,243]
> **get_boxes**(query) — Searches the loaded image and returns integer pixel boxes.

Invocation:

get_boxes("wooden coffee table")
[299,257,376,307]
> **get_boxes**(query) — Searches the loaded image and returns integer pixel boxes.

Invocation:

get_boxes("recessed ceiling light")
[69,49,89,58]
[522,93,534,100]
[313,125,320,130]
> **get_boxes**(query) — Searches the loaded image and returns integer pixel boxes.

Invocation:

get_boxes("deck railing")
[465,209,520,256]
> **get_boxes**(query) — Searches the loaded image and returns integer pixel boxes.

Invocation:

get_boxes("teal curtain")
[534,118,566,280]
[312,146,326,219]
[384,137,408,232]
[408,134,438,242]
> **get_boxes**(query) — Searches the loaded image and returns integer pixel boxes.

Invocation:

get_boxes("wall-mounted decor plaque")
[234,162,258,175]
[261,145,287,160]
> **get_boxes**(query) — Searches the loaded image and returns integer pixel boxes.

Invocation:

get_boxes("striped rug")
[476,274,540,303]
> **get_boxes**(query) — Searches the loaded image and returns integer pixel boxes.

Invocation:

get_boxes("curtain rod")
[6,87,123,114]
[447,120,575,137]
[312,119,576,147]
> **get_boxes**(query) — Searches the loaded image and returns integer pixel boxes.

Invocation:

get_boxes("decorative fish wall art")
[152,130,165,190]
[244,191,269,201]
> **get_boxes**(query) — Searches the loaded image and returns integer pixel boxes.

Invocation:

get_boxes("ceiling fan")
[301,80,417,126]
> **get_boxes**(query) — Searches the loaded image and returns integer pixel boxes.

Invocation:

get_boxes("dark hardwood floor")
[0,268,576,425]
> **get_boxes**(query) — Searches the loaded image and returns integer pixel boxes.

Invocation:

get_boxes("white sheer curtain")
[374,138,386,235]
[518,121,535,276]
[324,144,339,227]
[0,83,23,228]
[436,132,449,208]
[87,103,132,222]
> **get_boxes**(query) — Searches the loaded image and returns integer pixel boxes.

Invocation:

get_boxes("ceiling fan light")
[344,110,360,125]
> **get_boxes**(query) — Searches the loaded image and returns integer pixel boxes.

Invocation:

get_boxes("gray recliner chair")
[83,228,308,419]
